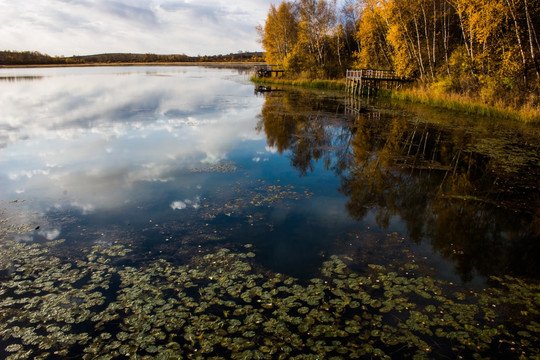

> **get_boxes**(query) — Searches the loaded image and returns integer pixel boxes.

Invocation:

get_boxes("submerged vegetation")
[257,0,540,121]
[0,237,539,359]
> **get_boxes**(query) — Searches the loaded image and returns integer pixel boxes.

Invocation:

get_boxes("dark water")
[1,66,539,359]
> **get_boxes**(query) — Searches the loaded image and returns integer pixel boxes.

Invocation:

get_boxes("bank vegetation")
[258,0,540,121]
[0,51,263,66]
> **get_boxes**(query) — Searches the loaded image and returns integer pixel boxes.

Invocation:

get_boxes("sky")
[0,0,279,57]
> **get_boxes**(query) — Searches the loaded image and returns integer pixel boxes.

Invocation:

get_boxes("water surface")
[1,66,539,359]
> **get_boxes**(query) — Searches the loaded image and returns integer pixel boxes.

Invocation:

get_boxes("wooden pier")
[346,69,410,96]
[255,64,284,78]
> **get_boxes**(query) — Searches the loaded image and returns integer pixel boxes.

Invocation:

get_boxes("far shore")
[0,62,264,69]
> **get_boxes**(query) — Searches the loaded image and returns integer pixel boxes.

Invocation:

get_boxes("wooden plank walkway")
[346,69,410,96]
[255,64,284,78]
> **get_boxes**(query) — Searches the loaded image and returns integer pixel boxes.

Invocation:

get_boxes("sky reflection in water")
[1,66,539,286]
[1,67,263,211]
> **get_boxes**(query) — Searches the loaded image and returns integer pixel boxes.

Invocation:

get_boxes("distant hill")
[0,50,264,65]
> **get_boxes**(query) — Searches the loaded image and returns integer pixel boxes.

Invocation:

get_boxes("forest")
[258,0,540,116]
[0,51,263,66]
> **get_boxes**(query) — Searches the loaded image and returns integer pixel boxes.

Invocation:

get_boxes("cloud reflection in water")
[0,66,264,215]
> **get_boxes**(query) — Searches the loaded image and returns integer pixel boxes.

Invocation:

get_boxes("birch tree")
[258,1,299,66]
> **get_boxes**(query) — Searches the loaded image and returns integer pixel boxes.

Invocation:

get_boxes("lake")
[1,66,539,359]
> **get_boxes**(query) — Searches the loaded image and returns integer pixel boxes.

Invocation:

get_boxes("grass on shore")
[391,87,540,123]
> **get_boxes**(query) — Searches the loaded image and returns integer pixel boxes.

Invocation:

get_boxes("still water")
[1,66,539,359]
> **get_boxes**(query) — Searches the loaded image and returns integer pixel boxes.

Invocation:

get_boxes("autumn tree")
[259,0,353,78]
[331,1,362,72]
[258,0,538,111]
[354,0,392,70]
[258,1,299,66]
[293,0,338,77]
[443,0,540,101]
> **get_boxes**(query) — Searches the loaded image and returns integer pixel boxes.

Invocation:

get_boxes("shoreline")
[251,76,539,123]
[251,76,346,91]
[0,61,264,69]
[389,88,540,124]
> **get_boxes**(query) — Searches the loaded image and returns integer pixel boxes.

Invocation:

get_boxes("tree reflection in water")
[256,89,540,282]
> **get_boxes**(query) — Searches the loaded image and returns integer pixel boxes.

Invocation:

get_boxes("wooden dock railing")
[346,69,402,80]
[255,64,285,78]
[346,69,410,96]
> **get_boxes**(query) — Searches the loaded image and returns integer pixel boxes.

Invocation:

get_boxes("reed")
[392,87,540,123]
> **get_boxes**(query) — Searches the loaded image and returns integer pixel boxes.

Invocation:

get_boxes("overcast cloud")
[0,0,278,56]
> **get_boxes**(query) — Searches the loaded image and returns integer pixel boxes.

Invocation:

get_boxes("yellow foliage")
[257,0,538,117]
[355,1,390,69]
[260,2,298,66]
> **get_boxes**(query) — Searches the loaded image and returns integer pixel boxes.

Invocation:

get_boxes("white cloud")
[170,201,187,210]
[171,196,200,210]
[0,66,265,214]
[0,0,278,56]
[38,228,61,240]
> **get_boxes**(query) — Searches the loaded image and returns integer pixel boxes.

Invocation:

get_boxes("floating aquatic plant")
[0,239,539,359]
[190,161,238,173]
[203,182,312,222]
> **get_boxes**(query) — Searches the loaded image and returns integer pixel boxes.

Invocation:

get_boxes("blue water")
[1,65,539,287]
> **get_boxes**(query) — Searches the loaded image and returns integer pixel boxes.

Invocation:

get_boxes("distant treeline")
[0,50,264,66]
